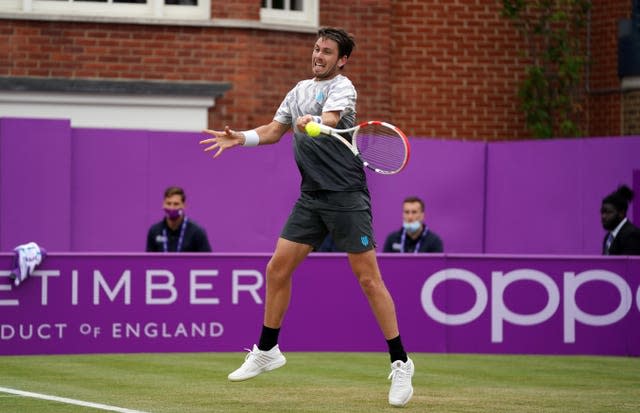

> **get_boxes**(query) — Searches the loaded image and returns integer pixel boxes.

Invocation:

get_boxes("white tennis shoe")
[228,344,286,382]
[388,358,414,407]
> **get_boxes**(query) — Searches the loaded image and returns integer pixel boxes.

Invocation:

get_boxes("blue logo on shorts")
[360,236,369,246]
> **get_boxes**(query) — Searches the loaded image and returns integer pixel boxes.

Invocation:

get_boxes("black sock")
[257,325,280,351]
[386,335,408,363]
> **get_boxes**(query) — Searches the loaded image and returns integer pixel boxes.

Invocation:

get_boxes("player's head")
[163,186,186,221]
[601,185,633,231]
[318,27,355,59]
[313,27,355,80]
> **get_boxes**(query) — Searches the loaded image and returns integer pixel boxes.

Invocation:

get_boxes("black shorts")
[280,190,376,253]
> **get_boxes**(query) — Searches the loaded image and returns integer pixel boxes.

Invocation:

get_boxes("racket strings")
[354,124,408,173]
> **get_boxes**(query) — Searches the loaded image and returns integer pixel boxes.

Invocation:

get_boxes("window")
[0,0,210,20]
[260,0,318,28]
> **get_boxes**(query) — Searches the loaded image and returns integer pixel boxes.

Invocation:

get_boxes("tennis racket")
[308,121,410,175]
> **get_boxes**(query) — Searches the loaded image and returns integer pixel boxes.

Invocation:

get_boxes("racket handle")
[318,124,333,135]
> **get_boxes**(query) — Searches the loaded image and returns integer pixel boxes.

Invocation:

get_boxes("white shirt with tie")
[606,217,628,254]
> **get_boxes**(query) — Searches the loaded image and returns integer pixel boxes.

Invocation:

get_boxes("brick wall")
[212,0,260,20]
[388,0,528,140]
[623,90,640,134]
[588,0,628,136]
[0,0,631,140]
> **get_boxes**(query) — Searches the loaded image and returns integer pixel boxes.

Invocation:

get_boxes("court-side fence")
[1,253,638,356]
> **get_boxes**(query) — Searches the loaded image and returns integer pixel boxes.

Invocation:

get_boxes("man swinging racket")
[200,27,414,407]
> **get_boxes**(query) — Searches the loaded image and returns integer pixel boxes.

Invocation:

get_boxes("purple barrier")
[1,253,638,356]
[486,137,640,254]
[2,117,640,255]
[0,118,72,250]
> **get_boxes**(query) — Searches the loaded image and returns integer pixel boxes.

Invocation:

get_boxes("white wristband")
[312,115,322,124]
[242,129,259,147]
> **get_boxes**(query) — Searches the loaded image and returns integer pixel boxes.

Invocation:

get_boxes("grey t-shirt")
[274,74,366,192]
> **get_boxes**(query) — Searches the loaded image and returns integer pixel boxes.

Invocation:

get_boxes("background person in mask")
[383,196,443,253]
[601,184,640,255]
[146,186,212,252]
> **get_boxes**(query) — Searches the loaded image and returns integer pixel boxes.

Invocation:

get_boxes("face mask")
[403,220,421,233]
[164,208,184,221]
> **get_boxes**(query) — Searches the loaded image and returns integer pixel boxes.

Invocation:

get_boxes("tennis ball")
[305,121,322,137]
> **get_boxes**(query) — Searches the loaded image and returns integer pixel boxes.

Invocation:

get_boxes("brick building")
[0,1,634,140]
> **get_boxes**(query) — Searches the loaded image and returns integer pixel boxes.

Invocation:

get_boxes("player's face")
[312,37,347,80]
[600,203,623,231]
[403,202,424,224]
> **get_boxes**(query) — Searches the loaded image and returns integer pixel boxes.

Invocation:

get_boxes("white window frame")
[260,0,318,28]
[0,0,210,21]
[0,91,216,132]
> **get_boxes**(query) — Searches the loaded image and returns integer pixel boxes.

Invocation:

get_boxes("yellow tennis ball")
[305,121,321,137]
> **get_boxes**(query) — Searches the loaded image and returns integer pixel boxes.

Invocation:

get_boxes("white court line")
[0,386,152,413]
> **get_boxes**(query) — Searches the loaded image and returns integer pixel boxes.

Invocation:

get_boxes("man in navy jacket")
[384,196,443,253]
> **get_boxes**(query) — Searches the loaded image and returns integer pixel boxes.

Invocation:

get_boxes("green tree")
[501,0,591,138]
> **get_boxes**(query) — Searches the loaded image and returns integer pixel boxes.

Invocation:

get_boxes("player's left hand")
[200,126,243,158]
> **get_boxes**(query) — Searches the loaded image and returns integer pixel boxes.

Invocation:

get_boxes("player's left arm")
[254,120,291,144]
[201,120,289,158]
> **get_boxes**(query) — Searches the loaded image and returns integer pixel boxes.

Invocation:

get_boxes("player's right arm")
[200,120,290,158]
[296,110,341,132]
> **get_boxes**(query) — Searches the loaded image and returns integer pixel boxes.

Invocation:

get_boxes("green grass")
[1,352,639,413]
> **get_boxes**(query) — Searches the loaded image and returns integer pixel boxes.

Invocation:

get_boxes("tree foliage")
[501,0,591,138]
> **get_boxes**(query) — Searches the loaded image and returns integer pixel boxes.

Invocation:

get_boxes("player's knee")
[266,259,291,285]
[357,274,382,295]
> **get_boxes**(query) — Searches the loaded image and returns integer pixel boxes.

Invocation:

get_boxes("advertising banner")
[1,253,638,356]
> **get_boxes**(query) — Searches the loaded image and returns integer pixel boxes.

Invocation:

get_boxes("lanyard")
[400,226,429,253]
[162,217,188,252]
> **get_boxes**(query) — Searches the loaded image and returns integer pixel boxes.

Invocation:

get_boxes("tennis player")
[200,27,414,407]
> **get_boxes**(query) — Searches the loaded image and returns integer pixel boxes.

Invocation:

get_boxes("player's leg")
[263,237,314,331]
[347,249,415,407]
[324,198,402,342]
[327,194,414,407]
[227,238,311,382]
[347,249,399,339]
[265,194,326,331]
[228,194,323,382]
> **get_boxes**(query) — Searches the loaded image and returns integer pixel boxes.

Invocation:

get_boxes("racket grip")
[318,124,332,135]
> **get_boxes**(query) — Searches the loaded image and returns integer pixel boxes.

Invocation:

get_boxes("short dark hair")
[602,185,634,213]
[318,27,355,59]
[403,196,425,212]
[164,186,186,202]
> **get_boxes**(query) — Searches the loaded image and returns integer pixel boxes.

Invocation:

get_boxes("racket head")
[352,121,411,174]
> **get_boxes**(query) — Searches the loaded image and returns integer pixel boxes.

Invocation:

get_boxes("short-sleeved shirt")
[146,218,212,252]
[274,74,365,192]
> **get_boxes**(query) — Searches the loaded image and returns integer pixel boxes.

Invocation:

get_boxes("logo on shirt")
[360,235,369,247]
[316,91,325,103]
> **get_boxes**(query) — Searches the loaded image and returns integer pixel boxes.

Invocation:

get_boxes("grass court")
[1,352,639,413]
